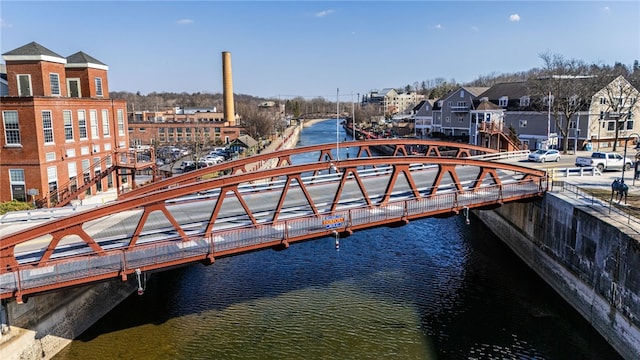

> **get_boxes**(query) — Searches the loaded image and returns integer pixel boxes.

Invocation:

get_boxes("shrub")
[0,200,34,215]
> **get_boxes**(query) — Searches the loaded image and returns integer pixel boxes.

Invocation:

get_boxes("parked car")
[528,149,561,163]
[575,151,633,172]
[179,160,194,170]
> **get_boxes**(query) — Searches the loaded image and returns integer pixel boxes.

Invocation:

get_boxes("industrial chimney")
[222,51,235,126]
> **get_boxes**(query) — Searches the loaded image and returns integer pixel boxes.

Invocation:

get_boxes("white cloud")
[176,18,194,25]
[0,18,12,28]
[315,9,334,18]
[509,14,521,22]
[435,24,443,30]
[603,6,610,12]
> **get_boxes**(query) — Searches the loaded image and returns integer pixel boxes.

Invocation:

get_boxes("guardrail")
[551,180,639,226]
[470,150,530,161]
[548,167,602,177]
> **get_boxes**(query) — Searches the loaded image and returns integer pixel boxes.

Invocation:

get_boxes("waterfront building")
[362,88,425,115]
[475,77,640,151]
[0,42,139,205]
[431,86,489,138]
[127,107,243,147]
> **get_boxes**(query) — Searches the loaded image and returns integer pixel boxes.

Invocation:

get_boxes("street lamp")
[621,132,639,185]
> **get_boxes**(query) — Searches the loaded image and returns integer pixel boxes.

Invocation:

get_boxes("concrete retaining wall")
[0,277,137,360]
[474,193,640,360]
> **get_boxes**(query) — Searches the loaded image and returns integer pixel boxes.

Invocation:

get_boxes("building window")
[9,169,26,202]
[42,111,54,144]
[519,96,530,106]
[458,116,464,123]
[607,121,615,131]
[63,110,74,141]
[104,143,111,151]
[445,116,450,123]
[627,121,634,130]
[101,109,110,136]
[519,120,528,128]
[49,73,61,96]
[47,166,58,203]
[17,74,32,97]
[499,96,508,107]
[95,78,103,97]
[544,95,554,107]
[600,97,606,105]
[46,152,56,161]
[87,110,98,138]
[117,109,125,136]
[79,111,88,140]
[3,111,21,145]
[68,162,77,178]
[67,78,81,98]
[66,148,76,158]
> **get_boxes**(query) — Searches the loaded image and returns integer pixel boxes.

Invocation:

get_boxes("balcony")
[451,105,469,113]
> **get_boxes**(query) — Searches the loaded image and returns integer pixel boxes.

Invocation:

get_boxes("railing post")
[120,250,128,281]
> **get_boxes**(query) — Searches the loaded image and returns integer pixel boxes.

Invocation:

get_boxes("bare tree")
[236,103,275,140]
[592,75,638,151]
[529,52,593,153]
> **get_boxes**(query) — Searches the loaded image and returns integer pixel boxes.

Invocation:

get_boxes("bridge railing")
[0,179,545,300]
[551,181,639,226]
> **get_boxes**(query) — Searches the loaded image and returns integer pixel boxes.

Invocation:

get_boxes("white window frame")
[3,110,21,145]
[89,110,98,139]
[90,110,99,139]
[68,162,78,178]
[78,110,88,140]
[499,96,508,107]
[67,78,81,98]
[95,77,103,97]
[9,169,26,201]
[101,109,110,136]
[519,96,530,107]
[117,109,125,136]
[17,74,32,97]
[63,110,74,141]
[519,119,528,128]
[42,110,54,144]
[49,73,61,96]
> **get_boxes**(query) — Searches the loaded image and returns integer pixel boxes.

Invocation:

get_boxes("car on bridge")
[528,149,561,163]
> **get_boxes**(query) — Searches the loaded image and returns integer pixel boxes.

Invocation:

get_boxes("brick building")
[0,42,140,206]
[128,107,243,147]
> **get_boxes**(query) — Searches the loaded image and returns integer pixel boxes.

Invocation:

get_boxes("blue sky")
[1,1,639,100]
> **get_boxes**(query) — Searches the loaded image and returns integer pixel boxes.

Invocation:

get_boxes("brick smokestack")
[222,51,235,126]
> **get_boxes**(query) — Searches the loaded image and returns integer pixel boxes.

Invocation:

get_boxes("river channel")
[54,120,621,359]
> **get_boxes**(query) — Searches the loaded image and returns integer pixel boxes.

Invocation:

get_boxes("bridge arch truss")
[0,141,546,302]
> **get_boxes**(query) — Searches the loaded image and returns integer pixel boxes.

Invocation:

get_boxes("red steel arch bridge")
[0,140,546,303]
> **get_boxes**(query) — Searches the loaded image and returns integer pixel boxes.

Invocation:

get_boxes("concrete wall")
[0,279,136,360]
[474,193,640,360]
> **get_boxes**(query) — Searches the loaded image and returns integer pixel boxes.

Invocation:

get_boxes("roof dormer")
[65,51,109,98]
[2,41,67,97]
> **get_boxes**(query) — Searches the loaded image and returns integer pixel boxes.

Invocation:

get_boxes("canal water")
[54,120,621,359]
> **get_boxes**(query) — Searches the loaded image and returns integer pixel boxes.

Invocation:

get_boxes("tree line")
[112,53,640,147]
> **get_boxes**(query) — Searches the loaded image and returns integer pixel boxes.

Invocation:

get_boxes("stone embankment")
[474,182,640,360]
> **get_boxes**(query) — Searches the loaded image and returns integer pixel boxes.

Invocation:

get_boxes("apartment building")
[363,88,425,115]
[0,42,132,205]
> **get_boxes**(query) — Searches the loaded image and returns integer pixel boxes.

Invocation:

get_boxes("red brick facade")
[1,43,129,205]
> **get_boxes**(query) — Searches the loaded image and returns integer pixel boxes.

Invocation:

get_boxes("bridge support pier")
[0,300,8,338]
